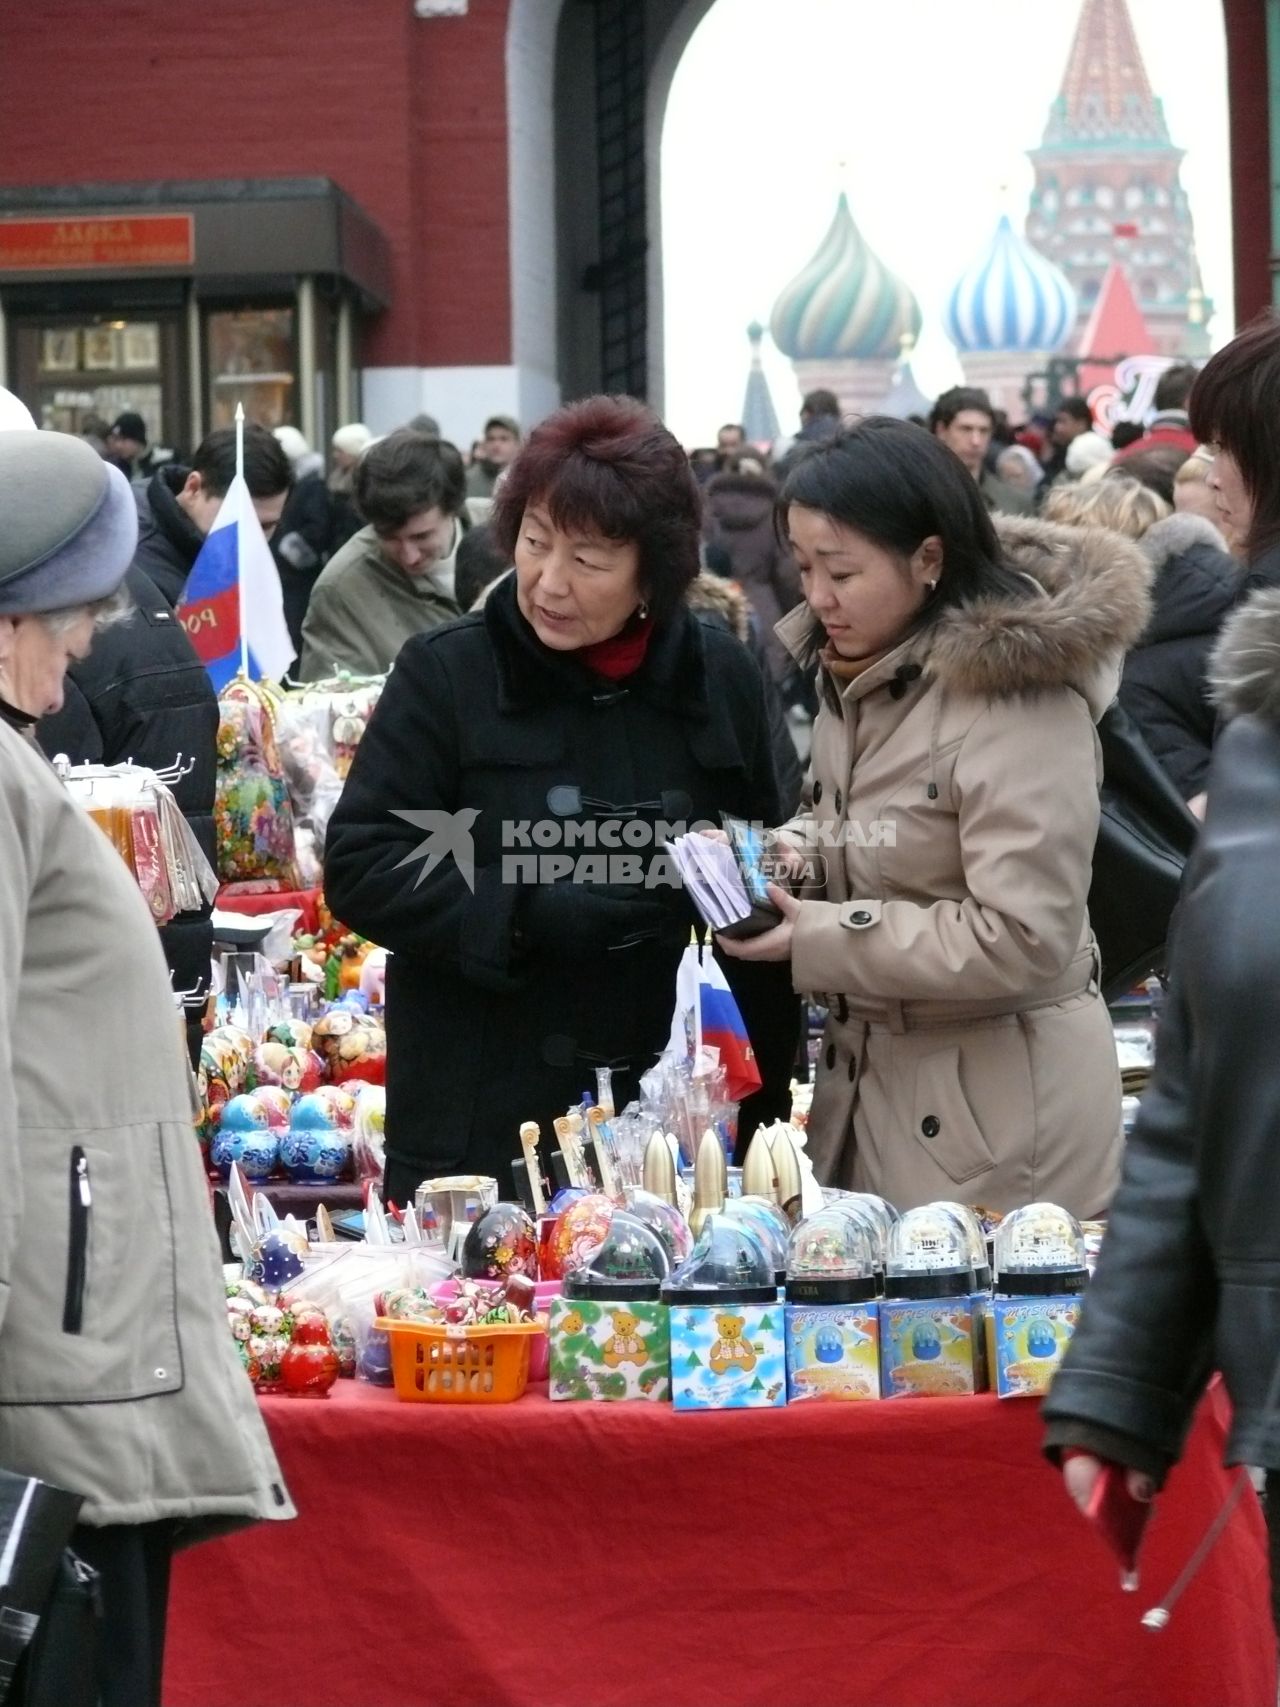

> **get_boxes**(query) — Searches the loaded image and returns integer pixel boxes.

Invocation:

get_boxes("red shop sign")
[0,214,194,271]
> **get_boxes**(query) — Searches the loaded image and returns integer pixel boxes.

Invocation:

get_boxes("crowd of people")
[5,310,1280,1697]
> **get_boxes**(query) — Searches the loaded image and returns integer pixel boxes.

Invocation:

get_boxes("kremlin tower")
[1025,0,1210,357]
[943,215,1078,415]
[769,192,921,419]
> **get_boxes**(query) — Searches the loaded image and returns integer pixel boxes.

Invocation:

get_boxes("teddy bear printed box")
[548,1297,671,1402]
[669,1302,786,1411]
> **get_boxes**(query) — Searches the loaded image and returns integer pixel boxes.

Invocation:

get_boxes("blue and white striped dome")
[944,216,1077,354]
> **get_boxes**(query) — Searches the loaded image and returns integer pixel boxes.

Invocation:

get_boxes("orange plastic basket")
[374,1317,541,1404]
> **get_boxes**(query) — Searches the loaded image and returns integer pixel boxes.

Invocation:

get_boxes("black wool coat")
[1044,587,1280,1479]
[1118,514,1239,800]
[324,572,794,1194]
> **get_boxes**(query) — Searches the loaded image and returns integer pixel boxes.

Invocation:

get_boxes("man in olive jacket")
[300,430,464,679]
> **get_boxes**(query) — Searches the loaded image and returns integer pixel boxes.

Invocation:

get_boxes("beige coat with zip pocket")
[0,718,292,1538]
[776,517,1152,1217]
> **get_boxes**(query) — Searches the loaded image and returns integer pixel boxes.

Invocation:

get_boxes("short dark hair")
[1055,396,1094,427]
[1190,314,1280,560]
[929,387,994,433]
[801,389,840,420]
[1111,443,1188,506]
[454,523,510,611]
[191,425,291,500]
[778,416,1033,681]
[490,394,702,625]
[718,422,747,439]
[1154,362,1198,413]
[355,429,466,534]
[1109,421,1145,452]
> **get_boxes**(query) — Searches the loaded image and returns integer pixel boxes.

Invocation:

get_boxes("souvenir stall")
[62,678,1273,1707]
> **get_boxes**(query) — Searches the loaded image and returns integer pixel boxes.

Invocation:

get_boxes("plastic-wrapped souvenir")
[214,682,298,885]
[351,1085,387,1183]
[461,1204,539,1282]
[279,1308,341,1397]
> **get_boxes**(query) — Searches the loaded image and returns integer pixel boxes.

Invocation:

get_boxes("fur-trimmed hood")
[686,569,751,642]
[1141,510,1230,571]
[925,515,1152,707]
[1209,589,1280,724]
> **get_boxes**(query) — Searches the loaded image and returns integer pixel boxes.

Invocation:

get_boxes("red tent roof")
[1076,262,1155,395]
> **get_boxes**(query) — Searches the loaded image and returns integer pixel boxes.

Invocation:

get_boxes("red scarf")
[581,612,654,681]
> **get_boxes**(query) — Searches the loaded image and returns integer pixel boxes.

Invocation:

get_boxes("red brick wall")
[0,0,513,368]
[411,0,513,367]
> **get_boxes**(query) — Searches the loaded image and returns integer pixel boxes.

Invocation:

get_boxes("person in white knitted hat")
[328,421,373,553]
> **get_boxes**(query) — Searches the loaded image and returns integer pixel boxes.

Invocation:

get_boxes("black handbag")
[1088,701,1200,1001]
[0,1472,99,1707]
[10,1550,100,1707]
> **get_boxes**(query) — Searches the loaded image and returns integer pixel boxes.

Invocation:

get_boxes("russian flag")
[699,980,762,1104]
[177,473,294,693]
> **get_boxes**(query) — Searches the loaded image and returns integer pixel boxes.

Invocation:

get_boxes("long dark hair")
[778,416,1034,672]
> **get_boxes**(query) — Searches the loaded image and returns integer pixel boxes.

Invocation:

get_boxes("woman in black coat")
[325,397,795,1204]
[1043,314,1280,1628]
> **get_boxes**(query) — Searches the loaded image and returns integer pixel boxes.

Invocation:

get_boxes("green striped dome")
[770,193,922,362]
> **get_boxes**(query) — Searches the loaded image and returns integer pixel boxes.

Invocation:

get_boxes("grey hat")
[0,432,138,617]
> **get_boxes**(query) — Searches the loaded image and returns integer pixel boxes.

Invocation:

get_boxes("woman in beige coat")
[0,429,291,1707]
[721,419,1151,1216]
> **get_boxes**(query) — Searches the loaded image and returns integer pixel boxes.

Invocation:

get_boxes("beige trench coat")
[0,719,292,1537]
[777,517,1153,1217]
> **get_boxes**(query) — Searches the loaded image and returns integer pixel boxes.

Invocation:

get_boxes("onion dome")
[944,215,1077,354]
[770,193,921,362]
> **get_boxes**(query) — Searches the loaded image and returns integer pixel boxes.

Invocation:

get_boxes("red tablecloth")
[165,1381,1273,1707]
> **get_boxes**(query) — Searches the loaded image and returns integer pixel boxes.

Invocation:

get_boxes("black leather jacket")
[1045,587,1280,1478]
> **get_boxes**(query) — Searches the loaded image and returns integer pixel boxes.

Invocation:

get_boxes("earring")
[637,600,650,620]
[925,580,938,593]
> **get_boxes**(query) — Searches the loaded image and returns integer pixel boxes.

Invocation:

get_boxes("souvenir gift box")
[663,1217,786,1411]
[784,1204,882,1401]
[986,1203,1089,1399]
[549,1298,670,1402]
[879,1206,981,1398]
[549,1211,672,1401]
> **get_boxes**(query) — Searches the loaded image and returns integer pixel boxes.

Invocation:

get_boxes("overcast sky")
[661,0,1232,445]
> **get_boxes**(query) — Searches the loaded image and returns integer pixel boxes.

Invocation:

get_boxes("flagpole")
[235,403,248,680]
